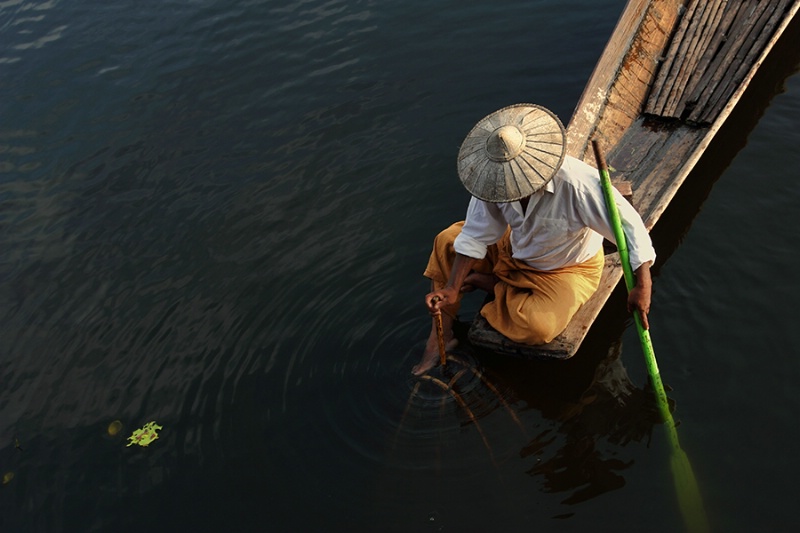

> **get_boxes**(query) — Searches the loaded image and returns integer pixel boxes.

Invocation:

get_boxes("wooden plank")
[691,0,774,122]
[574,5,680,163]
[567,0,683,158]
[672,0,729,117]
[646,0,701,116]
[688,0,768,123]
[699,0,792,123]
[609,119,676,195]
[662,0,725,117]
[634,127,705,226]
[680,0,741,103]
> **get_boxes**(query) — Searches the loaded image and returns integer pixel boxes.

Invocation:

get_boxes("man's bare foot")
[410,348,439,376]
[411,337,458,376]
[462,272,498,293]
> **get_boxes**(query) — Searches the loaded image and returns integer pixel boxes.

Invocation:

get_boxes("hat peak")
[486,125,525,162]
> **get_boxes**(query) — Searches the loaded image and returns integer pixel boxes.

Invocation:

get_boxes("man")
[412,103,655,376]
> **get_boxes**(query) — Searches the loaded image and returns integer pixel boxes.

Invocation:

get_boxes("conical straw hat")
[457,103,566,202]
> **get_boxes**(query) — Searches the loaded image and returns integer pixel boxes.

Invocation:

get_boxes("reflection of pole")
[399,351,526,467]
[663,411,707,533]
[593,140,709,533]
[419,374,495,466]
[459,358,527,438]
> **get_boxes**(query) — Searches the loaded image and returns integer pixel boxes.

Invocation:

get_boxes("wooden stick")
[434,313,447,367]
[430,296,447,367]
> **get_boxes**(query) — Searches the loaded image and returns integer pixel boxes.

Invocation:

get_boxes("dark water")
[1,1,799,531]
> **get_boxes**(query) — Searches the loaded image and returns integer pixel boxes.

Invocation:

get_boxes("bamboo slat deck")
[646,0,794,123]
[468,0,800,359]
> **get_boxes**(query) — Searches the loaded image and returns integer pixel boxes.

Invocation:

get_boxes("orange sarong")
[423,221,604,345]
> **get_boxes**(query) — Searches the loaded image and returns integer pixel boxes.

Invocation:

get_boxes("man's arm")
[425,253,476,315]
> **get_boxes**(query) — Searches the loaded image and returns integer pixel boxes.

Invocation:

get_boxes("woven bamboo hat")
[457,103,566,202]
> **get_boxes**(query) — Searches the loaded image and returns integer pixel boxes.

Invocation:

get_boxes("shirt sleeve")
[578,178,657,271]
[453,196,507,259]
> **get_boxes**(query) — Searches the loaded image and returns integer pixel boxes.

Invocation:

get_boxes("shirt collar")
[508,179,556,216]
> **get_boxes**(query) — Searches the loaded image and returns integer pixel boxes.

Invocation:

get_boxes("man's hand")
[628,261,652,329]
[425,286,459,316]
[425,253,477,316]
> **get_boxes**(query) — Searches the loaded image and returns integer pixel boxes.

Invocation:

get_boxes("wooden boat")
[468,0,800,359]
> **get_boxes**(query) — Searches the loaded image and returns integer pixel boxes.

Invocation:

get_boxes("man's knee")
[520,314,561,345]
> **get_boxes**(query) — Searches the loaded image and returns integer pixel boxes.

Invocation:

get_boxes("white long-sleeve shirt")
[453,155,656,271]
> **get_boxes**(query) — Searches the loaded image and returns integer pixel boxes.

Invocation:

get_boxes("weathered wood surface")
[468,0,800,359]
[645,0,794,124]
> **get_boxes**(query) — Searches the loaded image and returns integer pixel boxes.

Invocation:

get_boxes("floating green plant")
[126,421,162,447]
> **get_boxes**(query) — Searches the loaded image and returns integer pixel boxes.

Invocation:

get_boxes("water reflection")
[388,320,663,508]
[397,353,527,467]
[520,341,658,505]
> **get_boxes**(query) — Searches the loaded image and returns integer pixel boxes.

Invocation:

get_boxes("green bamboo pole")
[592,140,709,533]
